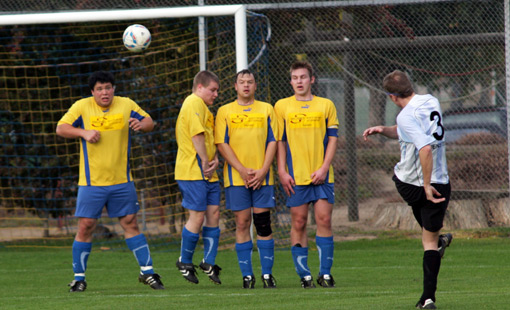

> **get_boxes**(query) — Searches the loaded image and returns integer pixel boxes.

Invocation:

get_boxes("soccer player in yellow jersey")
[174,71,222,285]
[274,61,339,288]
[56,71,164,292]
[215,69,278,289]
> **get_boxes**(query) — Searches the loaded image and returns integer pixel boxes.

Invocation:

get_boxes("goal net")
[0,6,289,250]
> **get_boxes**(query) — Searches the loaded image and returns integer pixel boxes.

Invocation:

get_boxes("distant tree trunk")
[450,81,465,110]
[478,75,493,107]
[369,89,387,127]
[43,212,50,238]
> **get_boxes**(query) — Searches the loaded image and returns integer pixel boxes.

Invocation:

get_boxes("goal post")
[0,5,282,248]
[0,5,249,72]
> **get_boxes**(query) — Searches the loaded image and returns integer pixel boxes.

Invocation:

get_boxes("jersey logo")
[229,113,264,128]
[301,104,310,109]
[90,113,124,131]
[206,114,214,128]
[243,107,252,112]
[288,112,323,128]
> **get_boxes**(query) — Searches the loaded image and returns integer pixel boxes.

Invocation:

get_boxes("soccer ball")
[123,24,151,52]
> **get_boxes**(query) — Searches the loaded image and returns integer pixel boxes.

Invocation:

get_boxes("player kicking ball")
[215,69,278,289]
[363,70,453,309]
[56,71,164,292]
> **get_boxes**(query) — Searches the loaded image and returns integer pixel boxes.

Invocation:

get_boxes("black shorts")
[392,175,451,232]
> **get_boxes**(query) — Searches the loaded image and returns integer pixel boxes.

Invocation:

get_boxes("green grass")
[1,236,510,309]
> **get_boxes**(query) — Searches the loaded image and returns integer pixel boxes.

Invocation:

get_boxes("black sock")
[421,250,441,302]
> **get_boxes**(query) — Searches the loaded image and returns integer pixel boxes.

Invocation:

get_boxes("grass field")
[1,233,510,310]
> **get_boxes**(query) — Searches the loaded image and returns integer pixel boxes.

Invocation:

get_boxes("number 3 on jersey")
[430,111,444,141]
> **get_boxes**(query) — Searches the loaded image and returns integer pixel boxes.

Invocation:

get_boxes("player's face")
[290,68,315,98]
[235,73,256,101]
[197,81,219,106]
[91,82,115,108]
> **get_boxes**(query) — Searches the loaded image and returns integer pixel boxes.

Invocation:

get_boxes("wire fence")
[0,0,509,247]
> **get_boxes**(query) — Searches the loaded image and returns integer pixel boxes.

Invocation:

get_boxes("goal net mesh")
[0,13,288,250]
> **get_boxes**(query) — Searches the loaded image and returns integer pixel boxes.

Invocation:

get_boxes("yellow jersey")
[175,93,218,182]
[57,96,150,186]
[274,95,339,185]
[215,100,278,187]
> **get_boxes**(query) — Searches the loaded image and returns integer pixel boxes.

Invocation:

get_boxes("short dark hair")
[382,70,414,98]
[235,69,257,83]
[290,60,314,78]
[88,71,115,91]
[193,70,219,92]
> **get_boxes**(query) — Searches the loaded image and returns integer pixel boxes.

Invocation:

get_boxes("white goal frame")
[0,5,248,72]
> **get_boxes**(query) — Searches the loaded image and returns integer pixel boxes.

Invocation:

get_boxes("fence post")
[343,12,359,221]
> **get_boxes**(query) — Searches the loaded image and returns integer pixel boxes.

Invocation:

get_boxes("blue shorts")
[225,185,275,211]
[286,183,335,207]
[75,182,139,219]
[177,180,220,211]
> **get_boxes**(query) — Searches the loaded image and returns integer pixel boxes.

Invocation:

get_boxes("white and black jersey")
[394,94,449,186]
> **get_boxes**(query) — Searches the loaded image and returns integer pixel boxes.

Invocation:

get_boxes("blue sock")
[291,245,310,278]
[235,240,253,277]
[316,235,334,276]
[180,227,199,264]
[72,240,92,281]
[126,234,154,275]
[257,239,274,275]
[202,226,220,265]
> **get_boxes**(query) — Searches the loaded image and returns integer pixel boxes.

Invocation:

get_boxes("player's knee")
[76,218,97,239]
[292,217,307,231]
[315,213,331,228]
[236,217,251,232]
[78,218,96,231]
[253,211,272,237]
[316,217,331,228]
[207,206,220,222]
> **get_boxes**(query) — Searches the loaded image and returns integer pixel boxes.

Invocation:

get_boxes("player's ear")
[310,75,315,84]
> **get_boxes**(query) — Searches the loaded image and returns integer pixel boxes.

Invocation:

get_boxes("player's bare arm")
[247,141,277,190]
[419,145,445,204]
[277,140,295,196]
[363,125,398,141]
[311,136,337,185]
[191,133,212,179]
[217,143,251,188]
[56,123,101,143]
[129,116,154,132]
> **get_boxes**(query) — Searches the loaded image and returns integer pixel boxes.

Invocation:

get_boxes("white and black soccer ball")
[123,24,151,52]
